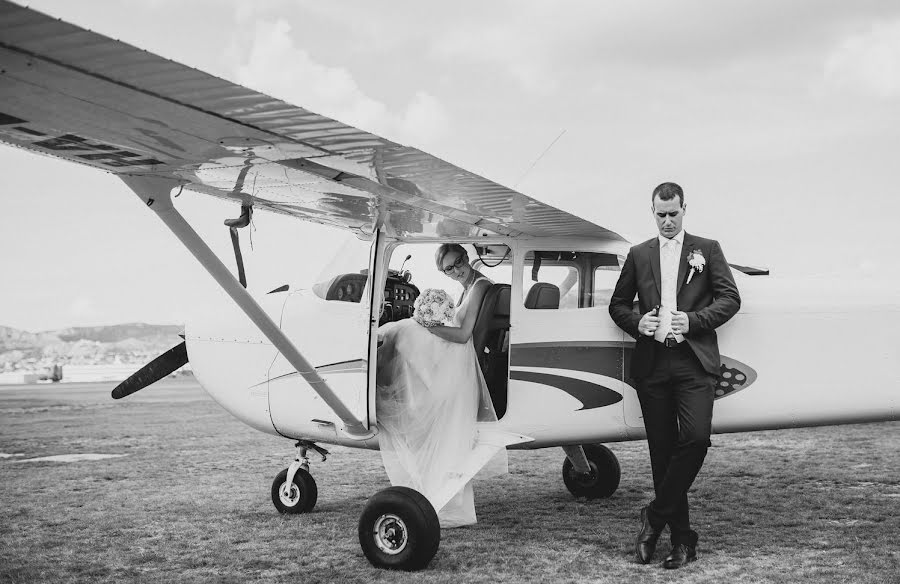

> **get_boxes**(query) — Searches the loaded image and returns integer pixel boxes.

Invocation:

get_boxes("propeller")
[111,341,189,399]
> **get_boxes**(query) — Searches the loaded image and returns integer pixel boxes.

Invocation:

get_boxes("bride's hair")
[435,243,467,271]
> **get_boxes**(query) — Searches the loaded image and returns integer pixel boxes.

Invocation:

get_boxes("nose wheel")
[271,440,327,514]
[271,467,318,513]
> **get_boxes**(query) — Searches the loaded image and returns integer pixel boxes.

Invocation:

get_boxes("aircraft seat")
[525,282,560,309]
[472,283,510,418]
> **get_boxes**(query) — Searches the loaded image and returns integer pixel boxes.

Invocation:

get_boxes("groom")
[609,182,740,568]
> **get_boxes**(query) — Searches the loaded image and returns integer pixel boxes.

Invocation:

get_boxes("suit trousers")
[636,342,715,547]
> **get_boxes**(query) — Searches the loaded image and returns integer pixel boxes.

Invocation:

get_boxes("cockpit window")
[311,234,372,302]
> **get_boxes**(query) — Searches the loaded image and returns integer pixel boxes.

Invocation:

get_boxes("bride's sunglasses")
[441,255,466,274]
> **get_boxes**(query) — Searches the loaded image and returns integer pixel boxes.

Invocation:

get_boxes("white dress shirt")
[654,230,685,343]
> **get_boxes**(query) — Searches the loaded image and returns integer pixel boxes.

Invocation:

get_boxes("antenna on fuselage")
[513,129,566,190]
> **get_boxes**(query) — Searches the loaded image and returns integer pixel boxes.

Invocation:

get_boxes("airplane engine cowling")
[185,290,285,436]
[266,289,371,446]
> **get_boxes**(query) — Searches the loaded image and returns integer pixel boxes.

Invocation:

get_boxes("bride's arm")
[426,280,491,344]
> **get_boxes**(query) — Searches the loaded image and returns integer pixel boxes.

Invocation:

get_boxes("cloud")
[427,1,900,96]
[234,18,449,147]
[432,24,557,94]
[824,19,900,98]
[69,296,96,320]
[398,92,451,148]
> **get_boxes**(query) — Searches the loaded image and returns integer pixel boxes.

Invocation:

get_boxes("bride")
[376,243,508,527]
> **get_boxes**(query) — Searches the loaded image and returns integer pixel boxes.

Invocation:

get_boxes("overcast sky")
[3,0,899,331]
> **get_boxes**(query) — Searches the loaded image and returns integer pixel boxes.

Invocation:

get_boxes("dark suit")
[609,232,740,546]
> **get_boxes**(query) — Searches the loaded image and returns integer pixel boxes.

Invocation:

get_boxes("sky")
[3,0,899,332]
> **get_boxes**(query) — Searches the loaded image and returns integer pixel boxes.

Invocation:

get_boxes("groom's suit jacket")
[609,232,741,378]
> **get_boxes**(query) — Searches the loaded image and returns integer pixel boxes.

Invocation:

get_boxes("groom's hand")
[671,310,690,335]
[638,311,660,336]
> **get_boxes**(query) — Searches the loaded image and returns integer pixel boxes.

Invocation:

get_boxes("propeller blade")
[111,341,189,399]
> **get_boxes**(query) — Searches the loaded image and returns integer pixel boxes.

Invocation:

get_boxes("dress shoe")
[663,544,697,569]
[635,506,663,564]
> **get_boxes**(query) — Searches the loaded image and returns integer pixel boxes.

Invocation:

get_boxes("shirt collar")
[658,230,685,248]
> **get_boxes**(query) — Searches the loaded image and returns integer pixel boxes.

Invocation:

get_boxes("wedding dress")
[376,277,508,527]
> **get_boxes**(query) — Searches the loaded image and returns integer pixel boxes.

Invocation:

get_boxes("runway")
[1,379,898,583]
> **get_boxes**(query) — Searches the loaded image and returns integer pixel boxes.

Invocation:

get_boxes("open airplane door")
[267,232,384,443]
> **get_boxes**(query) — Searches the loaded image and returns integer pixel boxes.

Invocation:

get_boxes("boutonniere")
[686,249,705,284]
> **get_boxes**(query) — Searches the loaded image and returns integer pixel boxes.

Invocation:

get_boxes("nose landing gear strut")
[271,440,328,514]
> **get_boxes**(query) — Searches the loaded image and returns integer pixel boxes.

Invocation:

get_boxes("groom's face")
[652,195,686,239]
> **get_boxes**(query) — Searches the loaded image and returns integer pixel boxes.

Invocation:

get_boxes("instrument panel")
[325,274,367,303]
[324,273,420,325]
[382,280,419,324]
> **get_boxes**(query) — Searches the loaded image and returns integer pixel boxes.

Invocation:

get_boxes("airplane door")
[266,233,378,441]
[505,247,628,444]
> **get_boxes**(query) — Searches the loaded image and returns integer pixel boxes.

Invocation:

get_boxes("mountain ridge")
[0,323,185,372]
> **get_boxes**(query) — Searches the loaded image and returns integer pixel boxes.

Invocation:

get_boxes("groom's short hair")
[652,182,684,207]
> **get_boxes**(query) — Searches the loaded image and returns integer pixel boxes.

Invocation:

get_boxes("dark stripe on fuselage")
[510,343,622,377]
[508,370,622,411]
[510,342,757,404]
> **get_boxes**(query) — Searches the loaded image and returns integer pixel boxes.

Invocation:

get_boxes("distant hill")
[54,323,183,344]
[0,323,184,371]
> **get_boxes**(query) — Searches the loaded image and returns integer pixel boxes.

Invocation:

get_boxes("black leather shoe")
[635,506,663,564]
[663,544,697,569]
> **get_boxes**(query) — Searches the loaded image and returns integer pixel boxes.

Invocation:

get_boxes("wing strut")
[119,175,370,438]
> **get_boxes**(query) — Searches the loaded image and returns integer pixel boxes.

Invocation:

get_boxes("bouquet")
[413,288,455,327]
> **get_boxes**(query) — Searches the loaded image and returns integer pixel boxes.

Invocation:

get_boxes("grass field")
[1,379,898,583]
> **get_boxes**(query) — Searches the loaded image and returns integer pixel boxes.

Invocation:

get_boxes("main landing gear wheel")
[271,468,318,514]
[563,444,621,499]
[358,486,440,571]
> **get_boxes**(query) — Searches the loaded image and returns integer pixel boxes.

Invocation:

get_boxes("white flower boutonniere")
[686,249,705,284]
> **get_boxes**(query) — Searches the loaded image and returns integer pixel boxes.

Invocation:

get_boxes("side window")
[523,251,622,309]
[593,261,624,306]
[522,251,579,310]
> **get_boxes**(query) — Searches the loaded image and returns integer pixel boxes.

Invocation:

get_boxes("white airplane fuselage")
[185,235,900,451]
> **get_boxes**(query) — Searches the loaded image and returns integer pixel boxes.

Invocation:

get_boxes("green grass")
[1,379,898,583]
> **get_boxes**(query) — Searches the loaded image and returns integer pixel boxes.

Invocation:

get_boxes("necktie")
[655,239,680,343]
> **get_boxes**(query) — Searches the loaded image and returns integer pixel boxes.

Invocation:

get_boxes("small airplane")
[1,1,898,571]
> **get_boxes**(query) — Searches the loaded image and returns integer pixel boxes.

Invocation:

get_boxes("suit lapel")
[649,238,661,297]
[676,232,693,297]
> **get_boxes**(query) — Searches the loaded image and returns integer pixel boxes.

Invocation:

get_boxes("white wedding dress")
[376,277,508,527]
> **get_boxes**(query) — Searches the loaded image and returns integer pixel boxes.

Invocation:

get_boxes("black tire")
[358,486,440,571]
[562,444,621,499]
[271,467,318,514]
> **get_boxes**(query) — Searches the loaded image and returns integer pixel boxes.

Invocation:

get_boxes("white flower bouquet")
[413,288,455,327]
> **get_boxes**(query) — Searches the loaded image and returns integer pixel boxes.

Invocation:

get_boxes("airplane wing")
[0,1,624,242]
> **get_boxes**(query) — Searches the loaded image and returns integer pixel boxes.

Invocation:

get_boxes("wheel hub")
[279,483,300,506]
[571,462,599,486]
[373,513,408,555]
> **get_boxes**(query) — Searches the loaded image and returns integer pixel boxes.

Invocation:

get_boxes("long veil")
[376,314,508,525]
